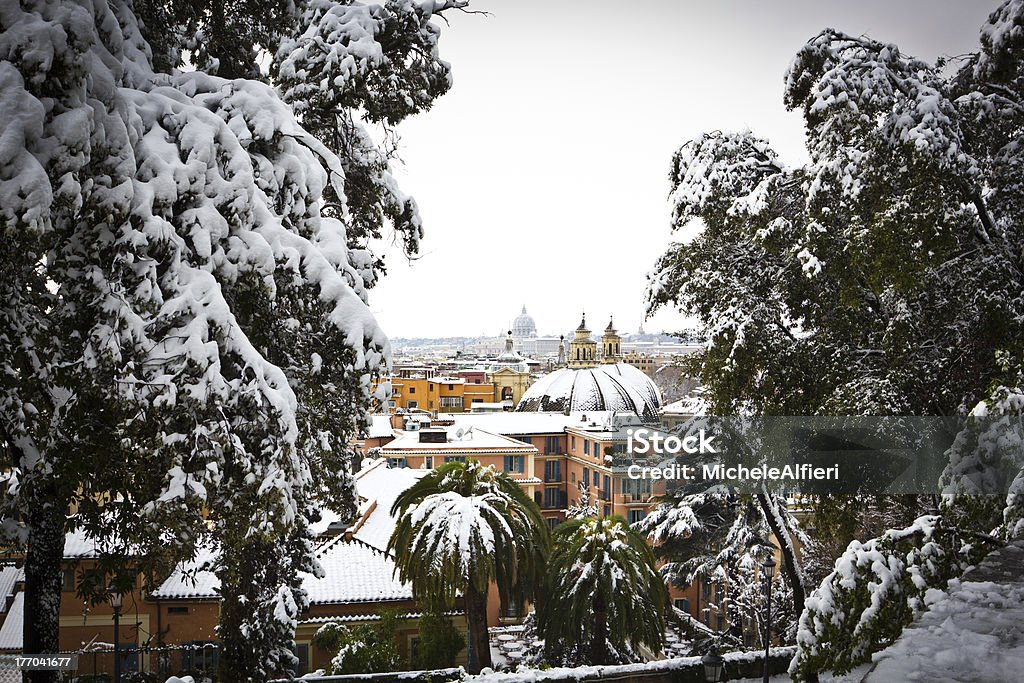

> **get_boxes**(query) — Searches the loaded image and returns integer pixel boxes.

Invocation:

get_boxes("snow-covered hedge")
[789,515,998,681]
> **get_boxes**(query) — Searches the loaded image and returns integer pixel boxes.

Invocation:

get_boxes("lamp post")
[761,557,777,683]
[702,646,725,682]
[108,587,123,683]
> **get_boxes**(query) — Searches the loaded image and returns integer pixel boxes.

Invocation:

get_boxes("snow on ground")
[865,539,1024,682]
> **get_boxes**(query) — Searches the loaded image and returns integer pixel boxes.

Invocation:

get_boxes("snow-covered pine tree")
[566,480,598,519]
[636,485,806,640]
[647,2,1024,679]
[0,1,468,679]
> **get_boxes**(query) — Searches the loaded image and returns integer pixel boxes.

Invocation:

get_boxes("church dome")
[512,305,537,338]
[516,362,662,421]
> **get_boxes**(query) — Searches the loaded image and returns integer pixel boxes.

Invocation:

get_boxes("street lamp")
[108,587,123,683]
[702,646,724,683]
[761,557,777,683]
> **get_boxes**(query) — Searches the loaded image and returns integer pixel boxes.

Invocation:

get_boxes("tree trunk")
[466,583,491,673]
[757,493,805,616]
[590,591,609,665]
[24,494,65,683]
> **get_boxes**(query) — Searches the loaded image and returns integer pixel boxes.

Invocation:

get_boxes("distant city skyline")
[389,304,668,341]
[365,0,999,338]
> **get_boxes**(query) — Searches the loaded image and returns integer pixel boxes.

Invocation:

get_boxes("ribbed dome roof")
[512,305,537,338]
[516,363,661,421]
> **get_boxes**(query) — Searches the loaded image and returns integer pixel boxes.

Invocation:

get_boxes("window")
[543,460,561,482]
[570,471,576,483]
[603,505,610,517]
[546,517,559,531]
[571,436,575,449]
[387,457,407,468]
[407,400,418,409]
[593,470,600,487]
[628,509,646,525]
[717,615,725,631]
[62,569,75,592]
[295,643,310,675]
[440,396,463,408]
[444,456,466,463]
[410,636,421,664]
[168,606,189,615]
[582,467,589,486]
[502,386,514,401]
[182,642,218,673]
[424,456,433,469]
[504,455,525,473]
[622,477,652,496]
[584,440,590,455]
[544,436,560,454]
[602,474,610,498]
[542,487,563,509]
[674,598,690,614]
[429,384,435,392]
[515,436,532,444]
[472,398,483,404]
[408,386,416,394]
[448,384,454,390]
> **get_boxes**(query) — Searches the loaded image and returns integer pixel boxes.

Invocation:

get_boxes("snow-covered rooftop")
[0,593,23,651]
[149,546,220,600]
[0,568,21,612]
[380,427,537,453]
[352,460,429,551]
[63,526,132,559]
[150,537,412,605]
[304,537,411,605]
[364,414,397,439]
[450,411,615,436]
[660,396,708,416]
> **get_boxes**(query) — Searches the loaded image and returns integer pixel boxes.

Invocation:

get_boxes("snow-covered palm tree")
[389,460,549,672]
[539,516,668,665]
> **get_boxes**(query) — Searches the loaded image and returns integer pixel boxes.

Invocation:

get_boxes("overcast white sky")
[368,0,1000,339]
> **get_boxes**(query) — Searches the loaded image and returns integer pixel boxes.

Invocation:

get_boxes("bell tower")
[568,313,598,369]
[601,317,620,363]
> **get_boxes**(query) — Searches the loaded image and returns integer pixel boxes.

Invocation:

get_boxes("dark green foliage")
[414,611,466,669]
[314,611,403,675]
[647,5,1024,680]
[538,516,667,665]
[789,516,1002,681]
[389,460,549,672]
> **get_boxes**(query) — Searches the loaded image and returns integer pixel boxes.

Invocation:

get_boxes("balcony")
[622,492,651,504]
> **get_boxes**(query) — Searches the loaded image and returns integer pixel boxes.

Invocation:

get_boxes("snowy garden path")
[863,539,1024,682]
